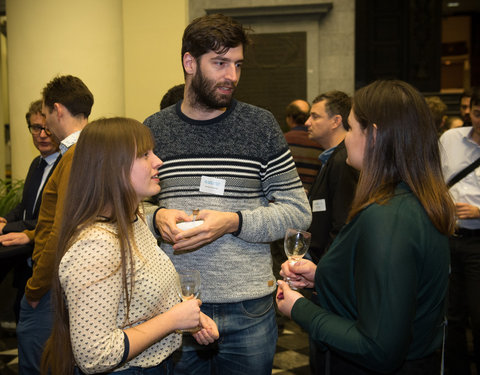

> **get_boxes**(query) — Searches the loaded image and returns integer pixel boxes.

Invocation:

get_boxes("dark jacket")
[3,155,60,233]
[308,140,359,263]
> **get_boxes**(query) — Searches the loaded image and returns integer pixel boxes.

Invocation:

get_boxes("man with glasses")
[0,99,59,323]
[0,100,60,234]
[0,75,93,374]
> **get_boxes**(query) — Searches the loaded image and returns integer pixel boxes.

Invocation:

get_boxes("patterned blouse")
[59,217,181,373]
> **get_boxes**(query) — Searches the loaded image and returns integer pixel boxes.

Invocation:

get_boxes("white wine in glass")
[176,269,201,333]
[283,228,312,289]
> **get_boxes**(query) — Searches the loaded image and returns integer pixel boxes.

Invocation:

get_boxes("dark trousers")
[446,232,480,375]
[0,248,32,322]
[314,350,439,375]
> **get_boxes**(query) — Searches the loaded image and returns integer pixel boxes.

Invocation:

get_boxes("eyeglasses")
[28,125,52,136]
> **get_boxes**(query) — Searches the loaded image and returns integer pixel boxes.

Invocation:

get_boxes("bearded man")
[144,13,311,375]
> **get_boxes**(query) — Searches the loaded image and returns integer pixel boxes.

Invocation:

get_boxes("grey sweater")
[144,100,311,303]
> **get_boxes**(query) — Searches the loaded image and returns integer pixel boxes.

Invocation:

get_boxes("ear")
[183,52,196,75]
[53,103,65,121]
[331,114,343,130]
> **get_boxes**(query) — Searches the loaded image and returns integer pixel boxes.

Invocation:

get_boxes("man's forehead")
[206,45,243,59]
[30,112,46,124]
[311,100,326,113]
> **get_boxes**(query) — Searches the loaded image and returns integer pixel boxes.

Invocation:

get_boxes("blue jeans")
[17,290,53,375]
[74,357,173,374]
[173,294,278,375]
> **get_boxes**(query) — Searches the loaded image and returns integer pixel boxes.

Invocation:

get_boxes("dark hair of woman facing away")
[41,117,154,375]
[348,80,456,235]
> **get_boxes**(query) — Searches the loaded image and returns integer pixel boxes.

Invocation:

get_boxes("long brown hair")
[41,117,155,375]
[348,80,455,235]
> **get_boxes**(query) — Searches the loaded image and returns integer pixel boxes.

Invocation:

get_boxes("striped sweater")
[144,100,311,303]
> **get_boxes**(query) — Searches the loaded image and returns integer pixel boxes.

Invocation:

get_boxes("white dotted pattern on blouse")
[59,217,181,374]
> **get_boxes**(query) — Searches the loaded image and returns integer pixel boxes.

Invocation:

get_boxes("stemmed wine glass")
[283,228,311,289]
[176,269,201,333]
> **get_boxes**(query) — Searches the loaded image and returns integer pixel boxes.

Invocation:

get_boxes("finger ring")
[192,209,199,221]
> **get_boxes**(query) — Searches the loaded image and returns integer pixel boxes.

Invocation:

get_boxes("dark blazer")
[3,155,60,233]
[308,140,359,263]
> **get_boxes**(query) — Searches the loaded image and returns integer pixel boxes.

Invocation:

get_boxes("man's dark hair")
[42,75,94,118]
[461,88,473,103]
[160,84,185,110]
[313,91,351,131]
[286,102,309,126]
[470,87,480,108]
[181,14,250,71]
[25,99,43,126]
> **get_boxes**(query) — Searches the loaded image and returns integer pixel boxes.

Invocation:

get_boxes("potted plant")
[0,178,24,217]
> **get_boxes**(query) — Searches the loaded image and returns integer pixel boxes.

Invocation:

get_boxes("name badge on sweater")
[312,199,326,212]
[199,176,226,196]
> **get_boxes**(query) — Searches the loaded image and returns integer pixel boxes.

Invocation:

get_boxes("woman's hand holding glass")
[170,298,203,331]
[276,259,317,318]
[173,269,219,344]
[279,258,317,290]
[275,280,303,319]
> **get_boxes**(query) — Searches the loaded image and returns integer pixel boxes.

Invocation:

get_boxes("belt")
[454,227,480,237]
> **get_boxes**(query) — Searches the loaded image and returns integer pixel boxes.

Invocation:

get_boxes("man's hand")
[275,280,303,319]
[455,202,480,220]
[172,210,239,252]
[0,221,6,235]
[0,232,31,246]
[192,312,220,345]
[26,297,40,309]
[154,208,191,243]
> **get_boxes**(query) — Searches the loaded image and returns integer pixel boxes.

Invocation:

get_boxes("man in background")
[304,90,358,374]
[441,86,480,375]
[0,99,60,322]
[0,75,94,375]
[305,90,358,264]
[284,99,323,192]
[425,96,447,135]
[160,83,185,110]
[460,89,472,126]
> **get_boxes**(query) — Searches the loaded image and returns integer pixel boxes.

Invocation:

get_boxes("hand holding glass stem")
[283,228,311,290]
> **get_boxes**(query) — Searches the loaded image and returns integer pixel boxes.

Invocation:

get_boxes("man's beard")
[190,68,235,110]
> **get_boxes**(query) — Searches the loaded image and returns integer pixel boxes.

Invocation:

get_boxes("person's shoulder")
[30,155,42,164]
[144,105,177,125]
[234,100,274,118]
[363,186,423,224]
[68,222,118,255]
[328,142,348,164]
[440,126,470,142]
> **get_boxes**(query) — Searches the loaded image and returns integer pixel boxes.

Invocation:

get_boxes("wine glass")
[283,228,311,289]
[176,268,201,333]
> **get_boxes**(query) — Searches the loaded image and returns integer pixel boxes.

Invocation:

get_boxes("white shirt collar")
[60,130,81,154]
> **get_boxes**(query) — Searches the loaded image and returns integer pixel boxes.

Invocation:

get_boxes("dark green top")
[292,183,449,373]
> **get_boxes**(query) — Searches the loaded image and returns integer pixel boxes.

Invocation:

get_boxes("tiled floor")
[0,324,17,375]
[0,318,310,375]
[273,319,310,374]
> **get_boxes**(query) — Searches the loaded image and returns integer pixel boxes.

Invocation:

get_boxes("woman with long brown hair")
[276,80,456,374]
[41,118,218,375]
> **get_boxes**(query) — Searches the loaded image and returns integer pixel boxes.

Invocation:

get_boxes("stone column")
[6,0,125,179]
